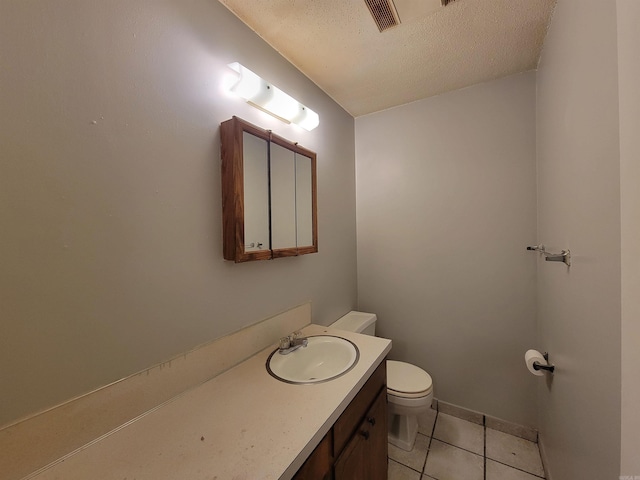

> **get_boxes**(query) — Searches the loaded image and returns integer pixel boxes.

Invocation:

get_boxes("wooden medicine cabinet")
[220,116,318,263]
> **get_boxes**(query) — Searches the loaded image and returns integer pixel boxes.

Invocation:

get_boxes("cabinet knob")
[360,430,370,440]
[366,417,376,426]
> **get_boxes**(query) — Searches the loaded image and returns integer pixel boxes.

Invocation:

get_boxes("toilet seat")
[388,388,432,399]
[386,360,433,398]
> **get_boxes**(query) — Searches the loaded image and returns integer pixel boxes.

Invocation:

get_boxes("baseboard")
[434,398,538,443]
[537,433,553,480]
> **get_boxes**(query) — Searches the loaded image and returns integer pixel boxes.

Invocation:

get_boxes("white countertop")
[28,325,391,480]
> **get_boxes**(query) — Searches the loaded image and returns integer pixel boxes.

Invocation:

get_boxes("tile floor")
[388,410,545,480]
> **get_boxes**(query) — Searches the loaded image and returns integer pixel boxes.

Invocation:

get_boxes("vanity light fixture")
[227,62,320,131]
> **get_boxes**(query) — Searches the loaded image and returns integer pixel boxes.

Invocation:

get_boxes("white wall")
[536,0,622,478]
[355,73,538,427]
[618,0,640,474]
[0,0,357,427]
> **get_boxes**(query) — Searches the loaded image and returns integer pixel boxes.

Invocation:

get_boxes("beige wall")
[536,0,622,478]
[618,0,640,474]
[355,72,538,427]
[0,0,357,427]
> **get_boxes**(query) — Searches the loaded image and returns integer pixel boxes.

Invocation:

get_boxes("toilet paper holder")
[533,352,555,373]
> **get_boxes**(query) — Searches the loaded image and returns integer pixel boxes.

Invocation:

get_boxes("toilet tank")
[331,311,377,336]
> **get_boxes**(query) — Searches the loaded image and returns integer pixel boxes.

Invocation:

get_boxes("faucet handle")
[279,337,291,350]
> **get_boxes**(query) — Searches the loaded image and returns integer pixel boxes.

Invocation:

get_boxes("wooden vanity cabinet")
[293,361,388,480]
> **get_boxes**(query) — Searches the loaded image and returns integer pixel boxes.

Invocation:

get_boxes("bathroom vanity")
[21,324,391,480]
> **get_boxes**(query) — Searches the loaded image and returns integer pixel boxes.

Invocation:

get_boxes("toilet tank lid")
[331,311,377,333]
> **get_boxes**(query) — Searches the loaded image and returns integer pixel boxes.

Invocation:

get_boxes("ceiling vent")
[364,0,400,32]
[366,0,457,32]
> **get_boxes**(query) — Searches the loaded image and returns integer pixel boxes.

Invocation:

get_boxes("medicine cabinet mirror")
[220,116,318,263]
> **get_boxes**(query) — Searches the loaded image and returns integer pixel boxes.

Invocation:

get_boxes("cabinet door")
[295,151,315,251]
[242,131,270,252]
[364,389,388,480]
[221,117,272,262]
[293,432,333,480]
[334,389,388,480]
[270,141,297,250]
[333,425,367,480]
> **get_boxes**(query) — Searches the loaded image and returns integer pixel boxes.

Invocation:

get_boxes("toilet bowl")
[330,311,433,452]
[386,360,433,451]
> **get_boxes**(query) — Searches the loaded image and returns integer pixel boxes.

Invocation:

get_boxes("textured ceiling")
[219,0,556,117]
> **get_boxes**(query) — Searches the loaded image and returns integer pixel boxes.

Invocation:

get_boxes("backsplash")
[1,303,311,480]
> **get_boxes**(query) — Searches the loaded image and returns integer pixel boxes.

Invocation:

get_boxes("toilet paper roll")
[525,349,546,377]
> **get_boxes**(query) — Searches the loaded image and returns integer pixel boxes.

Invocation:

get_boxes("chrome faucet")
[278,331,308,355]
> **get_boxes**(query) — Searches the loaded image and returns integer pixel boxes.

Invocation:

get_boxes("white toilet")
[330,311,433,452]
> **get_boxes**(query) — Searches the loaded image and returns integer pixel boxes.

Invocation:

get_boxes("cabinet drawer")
[333,360,386,457]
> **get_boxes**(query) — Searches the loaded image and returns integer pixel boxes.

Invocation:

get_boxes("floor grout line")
[429,437,484,457]
[422,410,438,475]
[485,457,546,479]
[388,458,423,475]
[483,414,487,480]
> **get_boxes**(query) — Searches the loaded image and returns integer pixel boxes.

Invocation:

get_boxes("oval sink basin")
[267,335,359,384]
